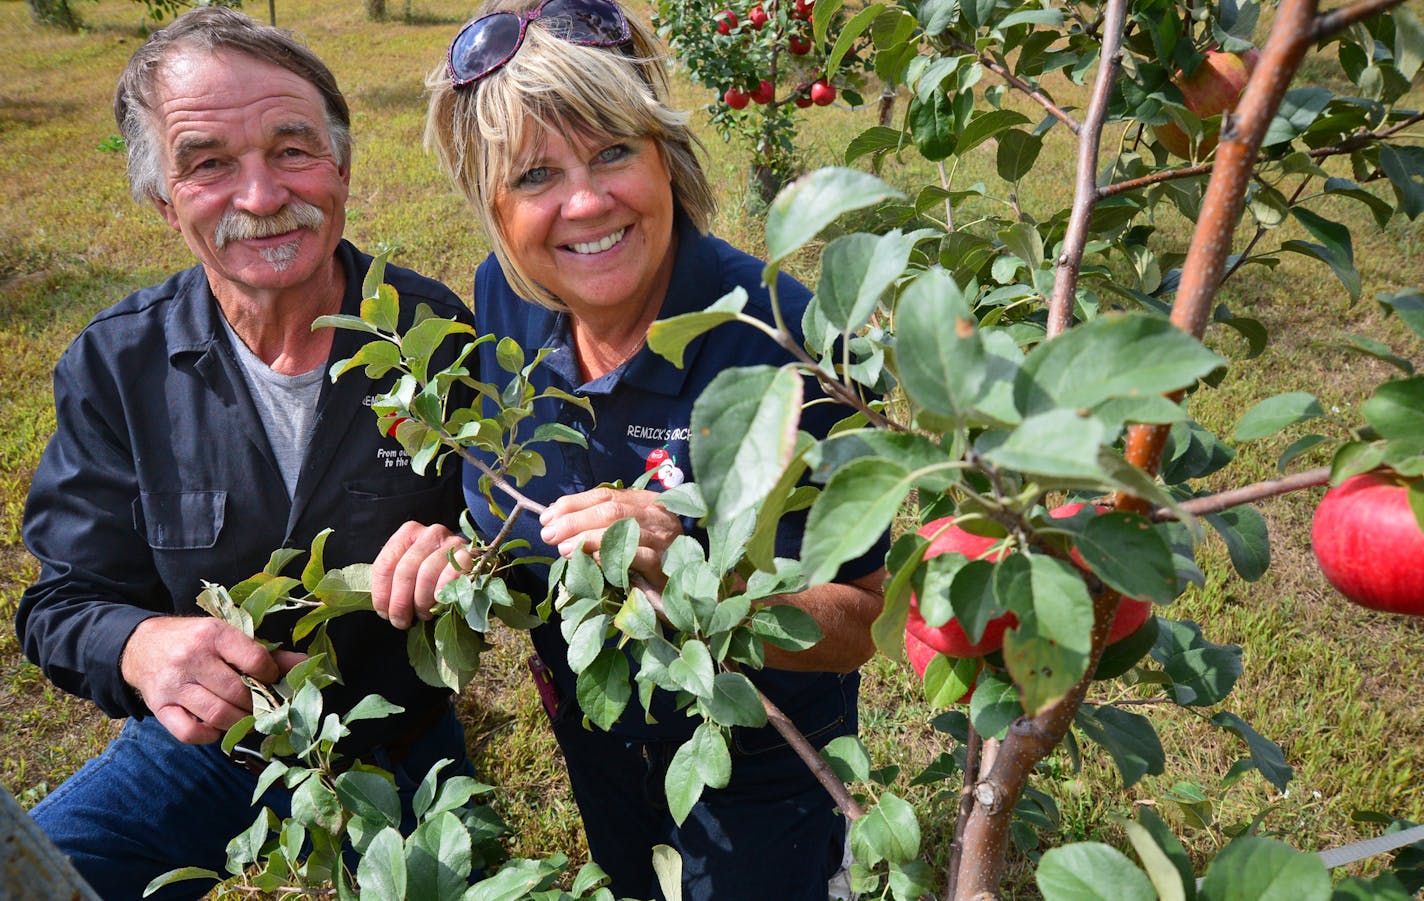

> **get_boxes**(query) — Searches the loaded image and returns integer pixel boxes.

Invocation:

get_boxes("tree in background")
[655,0,880,206]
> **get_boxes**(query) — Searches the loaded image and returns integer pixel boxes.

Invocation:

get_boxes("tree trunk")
[365,0,386,21]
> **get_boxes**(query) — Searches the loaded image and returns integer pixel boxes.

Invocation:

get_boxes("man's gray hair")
[113,7,352,202]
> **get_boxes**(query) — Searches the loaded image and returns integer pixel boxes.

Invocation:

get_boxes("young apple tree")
[654,0,880,205]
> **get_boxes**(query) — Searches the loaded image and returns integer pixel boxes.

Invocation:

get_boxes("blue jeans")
[550,675,858,901]
[30,706,470,901]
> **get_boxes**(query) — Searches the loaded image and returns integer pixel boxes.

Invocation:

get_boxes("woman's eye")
[518,166,551,187]
[596,144,628,164]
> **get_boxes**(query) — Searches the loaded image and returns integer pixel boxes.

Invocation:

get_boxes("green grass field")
[2,0,1422,897]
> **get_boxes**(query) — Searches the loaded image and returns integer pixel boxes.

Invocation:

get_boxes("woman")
[373,1,888,896]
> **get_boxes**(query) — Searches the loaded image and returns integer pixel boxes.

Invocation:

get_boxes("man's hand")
[120,616,304,745]
[371,521,469,629]
[539,487,684,586]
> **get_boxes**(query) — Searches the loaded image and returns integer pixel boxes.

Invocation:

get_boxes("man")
[15,9,474,898]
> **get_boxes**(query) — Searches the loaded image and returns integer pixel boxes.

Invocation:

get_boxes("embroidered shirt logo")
[644,447,685,488]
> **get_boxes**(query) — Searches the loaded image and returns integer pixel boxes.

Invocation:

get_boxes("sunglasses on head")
[447,0,632,89]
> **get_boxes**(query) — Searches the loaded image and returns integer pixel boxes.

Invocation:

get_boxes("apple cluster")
[714,0,837,111]
[903,505,1157,701]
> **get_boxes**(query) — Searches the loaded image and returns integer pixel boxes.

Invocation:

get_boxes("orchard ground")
[1,0,1421,896]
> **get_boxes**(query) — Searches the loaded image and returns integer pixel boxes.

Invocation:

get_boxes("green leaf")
[403,316,476,383]
[894,267,989,424]
[1151,618,1243,707]
[362,276,399,332]
[817,230,925,335]
[690,365,803,524]
[291,772,343,833]
[1017,313,1225,414]
[647,288,748,368]
[1002,557,1094,715]
[1209,711,1293,791]
[329,339,403,380]
[1362,377,1424,439]
[1075,704,1165,788]
[826,3,886,75]
[845,125,907,164]
[922,654,979,708]
[1077,513,1178,604]
[335,770,401,829]
[1377,289,1424,342]
[575,646,631,731]
[598,517,640,592]
[225,808,273,873]
[668,640,716,700]
[750,604,824,650]
[850,792,920,867]
[1333,333,1416,375]
[142,867,222,897]
[1204,502,1271,582]
[406,811,472,901]
[996,129,1044,182]
[1234,392,1324,441]
[705,671,767,728]
[1036,842,1157,901]
[979,409,1107,481]
[765,168,904,266]
[969,670,1023,739]
[908,91,957,161]
[1378,144,1424,220]
[651,846,683,901]
[665,723,731,825]
[801,457,912,585]
[1263,87,1332,146]
[356,827,408,901]
[821,735,873,783]
[1323,177,1396,229]
[1128,807,1196,901]
[1199,836,1330,901]
[1285,207,1360,301]
[955,109,1032,157]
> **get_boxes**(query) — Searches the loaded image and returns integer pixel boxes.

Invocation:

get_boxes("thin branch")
[1097,110,1424,200]
[1314,0,1405,38]
[1046,0,1129,338]
[948,37,1082,134]
[1149,465,1331,521]
[760,688,866,819]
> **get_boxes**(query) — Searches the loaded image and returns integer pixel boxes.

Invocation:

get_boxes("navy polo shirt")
[468,212,887,741]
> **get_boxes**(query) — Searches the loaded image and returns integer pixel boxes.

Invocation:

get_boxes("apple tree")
[654,0,880,205]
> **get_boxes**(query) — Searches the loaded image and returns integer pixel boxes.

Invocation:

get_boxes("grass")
[1,0,1422,897]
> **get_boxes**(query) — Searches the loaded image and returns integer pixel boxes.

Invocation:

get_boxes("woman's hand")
[371,521,471,629]
[539,487,684,586]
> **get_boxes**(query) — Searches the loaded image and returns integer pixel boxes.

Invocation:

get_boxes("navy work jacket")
[468,212,889,745]
[18,241,469,754]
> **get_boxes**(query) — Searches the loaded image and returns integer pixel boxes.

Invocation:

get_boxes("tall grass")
[1,1,1421,896]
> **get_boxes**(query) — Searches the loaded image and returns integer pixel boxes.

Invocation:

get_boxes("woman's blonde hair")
[425,0,715,311]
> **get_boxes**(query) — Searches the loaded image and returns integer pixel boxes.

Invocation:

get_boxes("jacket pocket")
[134,490,226,550]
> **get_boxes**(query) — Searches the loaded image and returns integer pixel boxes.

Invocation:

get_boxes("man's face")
[150,47,349,301]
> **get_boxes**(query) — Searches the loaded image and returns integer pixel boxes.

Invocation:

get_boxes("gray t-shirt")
[220,316,324,499]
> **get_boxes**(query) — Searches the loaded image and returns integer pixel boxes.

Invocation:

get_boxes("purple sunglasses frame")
[446,0,633,89]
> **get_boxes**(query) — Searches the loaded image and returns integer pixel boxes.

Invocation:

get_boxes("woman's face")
[494,129,675,324]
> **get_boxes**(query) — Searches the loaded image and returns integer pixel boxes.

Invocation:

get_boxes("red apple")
[793,0,815,19]
[723,87,750,109]
[794,91,813,108]
[1153,49,1257,161]
[788,34,812,55]
[749,79,775,104]
[905,506,1154,658]
[714,9,738,34]
[748,4,768,29]
[1311,471,1424,615]
[810,79,836,106]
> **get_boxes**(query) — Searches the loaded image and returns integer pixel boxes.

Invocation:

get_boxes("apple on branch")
[714,8,738,34]
[1152,47,1260,161]
[905,505,1154,659]
[723,86,750,109]
[1311,470,1424,616]
[748,4,768,29]
[749,79,774,105]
